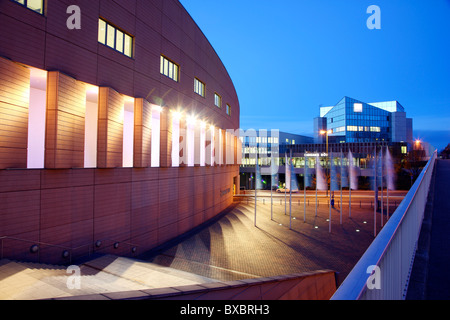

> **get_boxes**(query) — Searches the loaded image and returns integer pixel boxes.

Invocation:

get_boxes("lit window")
[98,19,133,58]
[215,93,222,108]
[124,34,132,57]
[347,126,358,132]
[160,56,179,82]
[116,30,124,53]
[401,146,407,154]
[194,78,205,97]
[13,0,44,14]
[226,104,231,116]
[98,20,106,44]
[354,103,363,113]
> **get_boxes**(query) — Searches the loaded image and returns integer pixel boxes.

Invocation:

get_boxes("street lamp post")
[320,130,332,233]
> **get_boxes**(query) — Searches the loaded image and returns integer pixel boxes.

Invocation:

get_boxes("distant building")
[239,130,313,168]
[314,97,413,148]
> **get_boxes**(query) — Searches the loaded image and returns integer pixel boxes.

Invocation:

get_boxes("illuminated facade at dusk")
[314,97,413,147]
[0,0,241,264]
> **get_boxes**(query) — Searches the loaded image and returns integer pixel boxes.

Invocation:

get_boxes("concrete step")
[0,255,216,300]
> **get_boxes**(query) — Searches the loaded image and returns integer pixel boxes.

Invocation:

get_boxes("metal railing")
[0,236,139,265]
[331,150,437,300]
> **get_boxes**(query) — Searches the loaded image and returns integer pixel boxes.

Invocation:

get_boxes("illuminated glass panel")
[124,34,133,58]
[172,115,180,167]
[13,0,44,14]
[115,30,124,53]
[194,78,205,97]
[98,19,133,58]
[215,93,222,108]
[151,107,161,168]
[98,19,106,44]
[106,24,115,48]
[354,103,363,113]
[160,56,179,82]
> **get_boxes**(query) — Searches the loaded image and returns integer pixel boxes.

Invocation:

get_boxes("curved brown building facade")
[0,0,241,264]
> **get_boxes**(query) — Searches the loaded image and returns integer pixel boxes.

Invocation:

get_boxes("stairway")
[0,255,215,300]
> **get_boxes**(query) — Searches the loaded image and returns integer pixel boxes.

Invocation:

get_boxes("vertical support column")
[0,58,30,169]
[97,87,124,168]
[159,109,173,168]
[221,128,226,166]
[236,135,242,166]
[45,71,86,169]
[178,116,185,167]
[226,130,234,165]
[134,98,152,168]
[206,125,214,167]
[215,127,221,166]
[196,122,206,167]
[186,117,195,167]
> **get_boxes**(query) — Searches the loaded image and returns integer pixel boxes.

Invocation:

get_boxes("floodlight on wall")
[152,105,163,113]
[171,110,182,120]
[30,245,39,254]
[186,115,197,125]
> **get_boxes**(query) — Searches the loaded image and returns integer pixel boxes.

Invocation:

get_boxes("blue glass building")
[314,97,413,147]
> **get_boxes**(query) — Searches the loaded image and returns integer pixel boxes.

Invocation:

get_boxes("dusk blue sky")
[179,0,450,151]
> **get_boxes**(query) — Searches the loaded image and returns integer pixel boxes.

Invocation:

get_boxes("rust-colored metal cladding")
[0,0,241,264]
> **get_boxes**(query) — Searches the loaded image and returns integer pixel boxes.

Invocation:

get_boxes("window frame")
[214,93,222,108]
[98,18,134,59]
[194,78,205,98]
[226,104,231,116]
[12,0,44,15]
[160,55,179,82]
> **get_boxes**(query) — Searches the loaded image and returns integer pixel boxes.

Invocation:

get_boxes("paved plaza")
[0,190,406,300]
[147,191,405,286]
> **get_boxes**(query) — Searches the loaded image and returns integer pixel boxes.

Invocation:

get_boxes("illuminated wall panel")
[186,119,195,167]
[123,97,135,168]
[84,85,99,168]
[195,122,206,167]
[27,67,47,169]
[97,87,124,168]
[159,109,172,168]
[134,98,152,168]
[171,112,180,167]
[151,106,161,168]
[205,126,216,166]
[217,128,223,165]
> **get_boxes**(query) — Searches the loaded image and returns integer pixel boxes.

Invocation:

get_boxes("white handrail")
[331,151,437,300]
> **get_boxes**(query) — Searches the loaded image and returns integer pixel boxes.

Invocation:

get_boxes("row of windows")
[160,55,179,82]
[242,136,280,144]
[195,80,231,116]
[347,126,382,132]
[160,51,231,117]
[14,0,233,118]
[98,19,133,58]
[13,0,43,14]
